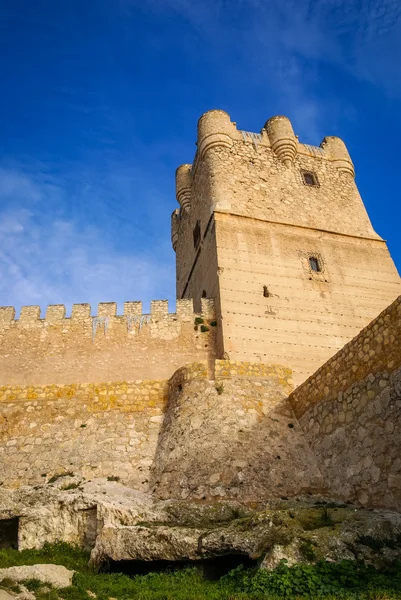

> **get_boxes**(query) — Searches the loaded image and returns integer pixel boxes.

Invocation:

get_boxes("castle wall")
[150,361,325,502]
[0,299,216,386]
[289,296,401,510]
[0,379,168,489]
[215,213,400,386]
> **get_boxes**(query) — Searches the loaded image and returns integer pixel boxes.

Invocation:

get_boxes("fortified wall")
[0,298,217,488]
[0,299,216,385]
[289,295,401,511]
[0,109,400,516]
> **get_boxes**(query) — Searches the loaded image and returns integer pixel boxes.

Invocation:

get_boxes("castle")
[0,111,400,511]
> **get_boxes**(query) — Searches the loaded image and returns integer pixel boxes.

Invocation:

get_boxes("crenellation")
[0,306,15,322]
[19,306,41,322]
[71,303,91,320]
[200,297,215,319]
[0,107,400,513]
[0,298,215,328]
[0,298,217,385]
[45,304,66,322]
[98,302,117,317]
[175,299,193,319]
[150,300,169,317]
[124,301,142,315]
[174,109,400,385]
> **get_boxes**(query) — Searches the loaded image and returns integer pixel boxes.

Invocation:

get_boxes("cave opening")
[106,553,256,580]
[0,517,19,549]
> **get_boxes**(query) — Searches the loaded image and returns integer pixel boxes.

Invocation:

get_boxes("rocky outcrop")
[1,479,401,570]
[0,565,73,588]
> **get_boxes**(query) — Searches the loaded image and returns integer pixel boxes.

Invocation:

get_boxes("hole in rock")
[0,517,19,549]
[80,507,98,550]
[106,553,256,580]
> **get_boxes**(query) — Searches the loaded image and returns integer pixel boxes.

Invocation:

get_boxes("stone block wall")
[1,359,326,503]
[289,295,401,510]
[0,299,216,385]
[150,361,325,502]
[0,379,169,489]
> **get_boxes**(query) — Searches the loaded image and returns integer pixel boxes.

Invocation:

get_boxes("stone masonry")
[0,299,216,385]
[173,110,400,385]
[0,109,400,516]
[289,295,401,510]
[150,361,324,502]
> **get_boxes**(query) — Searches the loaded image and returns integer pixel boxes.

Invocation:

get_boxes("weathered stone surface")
[290,298,401,511]
[91,498,401,569]
[0,479,167,551]
[0,301,216,387]
[151,368,324,502]
[2,481,401,570]
[0,591,16,600]
[0,565,73,589]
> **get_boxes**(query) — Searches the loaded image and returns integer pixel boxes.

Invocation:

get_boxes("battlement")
[175,110,355,211]
[0,299,217,386]
[172,109,375,257]
[0,298,215,325]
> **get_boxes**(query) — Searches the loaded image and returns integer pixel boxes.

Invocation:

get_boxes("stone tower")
[172,110,400,385]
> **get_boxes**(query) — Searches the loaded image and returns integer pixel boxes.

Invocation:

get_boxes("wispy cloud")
[126,0,401,137]
[0,165,174,315]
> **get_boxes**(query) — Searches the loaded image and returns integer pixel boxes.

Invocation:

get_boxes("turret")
[171,209,179,252]
[264,115,297,167]
[197,109,235,160]
[175,164,192,213]
[320,136,355,177]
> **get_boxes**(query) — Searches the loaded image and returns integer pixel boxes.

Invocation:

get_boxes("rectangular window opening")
[302,171,319,186]
[309,257,321,272]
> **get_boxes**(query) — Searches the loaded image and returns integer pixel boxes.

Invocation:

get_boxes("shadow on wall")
[150,374,326,502]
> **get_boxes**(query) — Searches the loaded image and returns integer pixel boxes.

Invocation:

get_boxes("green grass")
[0,542,91,573]
[1,544,401,599]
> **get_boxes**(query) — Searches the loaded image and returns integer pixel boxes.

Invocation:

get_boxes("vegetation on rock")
[1,543,401,599]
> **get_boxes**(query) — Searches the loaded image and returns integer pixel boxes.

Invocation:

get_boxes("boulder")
[1,480,401,571]
[0,565,73,589]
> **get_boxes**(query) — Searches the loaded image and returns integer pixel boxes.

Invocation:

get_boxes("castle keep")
[0,111,400,512]
[172,111,400,385]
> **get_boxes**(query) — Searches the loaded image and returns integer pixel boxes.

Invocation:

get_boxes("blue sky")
[0,0,400,316]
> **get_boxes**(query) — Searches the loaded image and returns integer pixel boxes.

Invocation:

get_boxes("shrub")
[107,475,120,482]
[215,383,224,395]
[230,559,401,598]
[48,471,74,483]
[299,539,316,561]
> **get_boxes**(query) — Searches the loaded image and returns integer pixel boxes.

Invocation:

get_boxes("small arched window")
[309,256,321,272]
[263,285,270,298]
[202,290,207,298]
